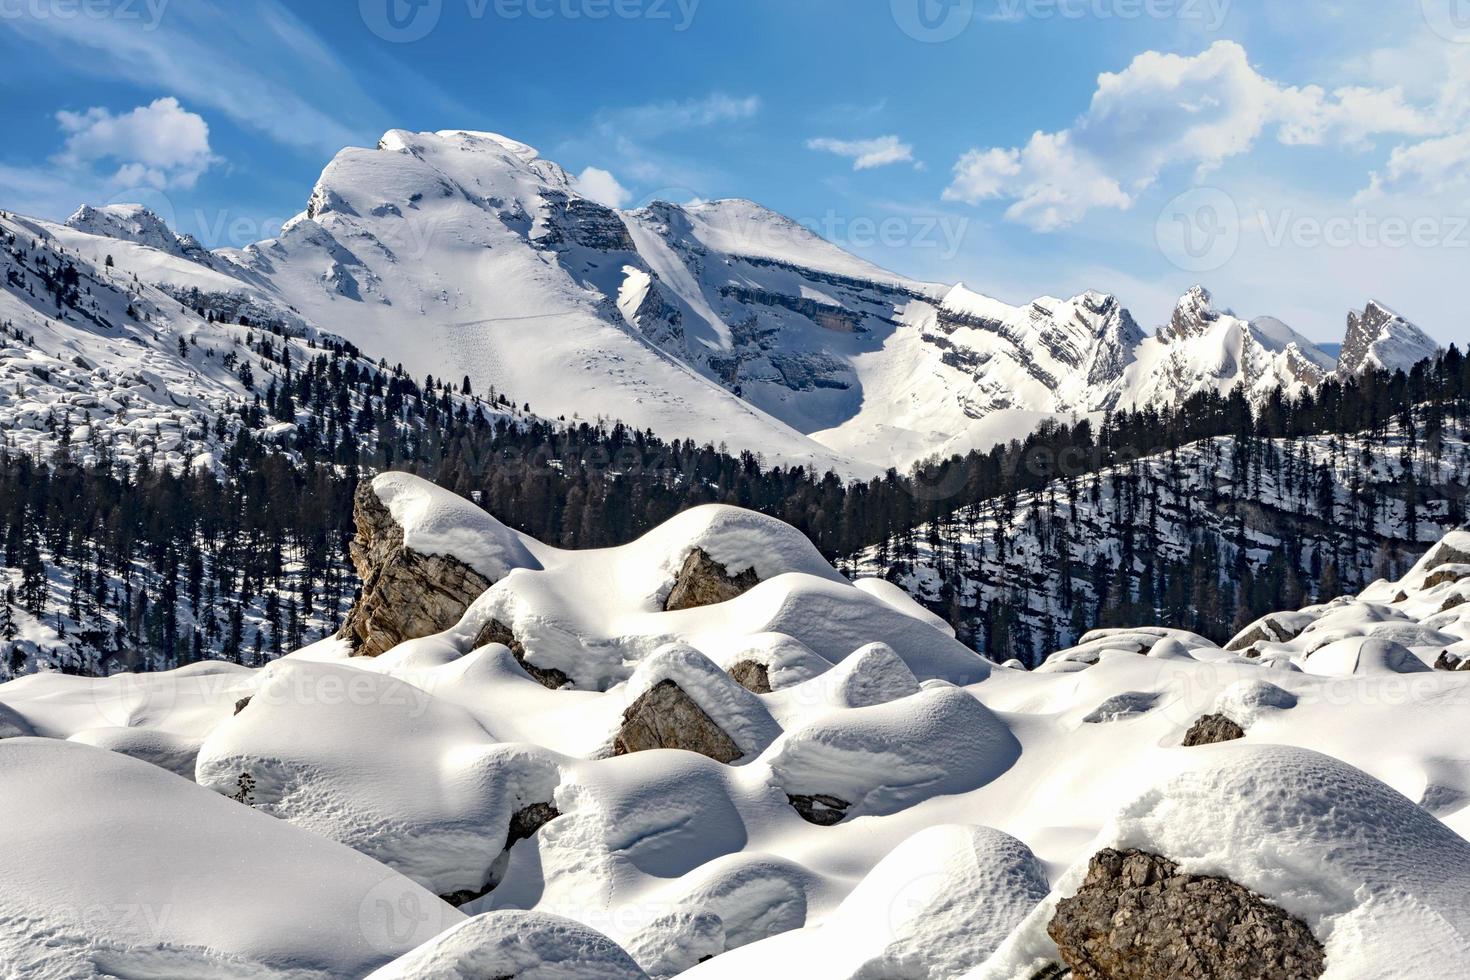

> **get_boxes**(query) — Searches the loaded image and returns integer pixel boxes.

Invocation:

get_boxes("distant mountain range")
[6,129,1446,478]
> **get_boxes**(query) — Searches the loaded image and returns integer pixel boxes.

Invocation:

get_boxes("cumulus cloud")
[55,97,219,190]
[807,135,918,171]
[945,41,1442,230]
[574,166,632,208]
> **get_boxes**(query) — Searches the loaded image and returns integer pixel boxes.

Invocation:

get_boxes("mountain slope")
[14,129,1447,477]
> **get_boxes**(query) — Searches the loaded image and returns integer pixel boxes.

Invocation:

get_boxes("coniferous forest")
[3,329,1469,677]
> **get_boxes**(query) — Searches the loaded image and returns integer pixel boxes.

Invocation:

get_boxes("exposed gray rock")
[613,680,744,764]
[1425,564,1470,590]
[1048,848,1325,980]
[1434,650,1470,672]
[233,697,252,716]
[727,660,773,694]
[1227,617,1308,652]
[472,618,572,690]
[339,483,494,657]
[787,793,851,827]
[1441,594,1468,614]
[664,548,761,612]
[439,801,562,908]
[1182,714,1246,747]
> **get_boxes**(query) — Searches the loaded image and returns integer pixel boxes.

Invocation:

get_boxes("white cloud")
[602,94,762,139]
[945,41,1444,230]
[574,167,631,209]
[55,97,219,190]
[806,135,917,171]
[5,0,382,156]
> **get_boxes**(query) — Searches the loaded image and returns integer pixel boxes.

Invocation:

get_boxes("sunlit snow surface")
[4,476,1470,978]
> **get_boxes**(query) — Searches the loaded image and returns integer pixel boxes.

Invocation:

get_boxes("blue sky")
[2,0,1468,344]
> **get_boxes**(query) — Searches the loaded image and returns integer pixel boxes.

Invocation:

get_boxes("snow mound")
[1302,637,1431,676]
[0,738,457,977]
[616,644,782,761]
[764,688,1019,818]
[372,472,544,580]
[852,577,958,636]
[0,701,33,739]
[817,642,922,708]
[68,725,199,778]
[366,910,648,980]
[195,659,560,897]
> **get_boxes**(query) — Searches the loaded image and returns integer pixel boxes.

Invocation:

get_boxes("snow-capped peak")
[66,204,187,257]
[1339,300,1441,377]
[1160,285,1221,343]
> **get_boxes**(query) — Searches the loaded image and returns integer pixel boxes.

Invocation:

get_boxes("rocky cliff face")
[1338,300,1441,377]
[338,483,494,657]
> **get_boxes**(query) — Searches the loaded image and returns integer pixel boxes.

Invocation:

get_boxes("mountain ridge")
[17,127,1446,477]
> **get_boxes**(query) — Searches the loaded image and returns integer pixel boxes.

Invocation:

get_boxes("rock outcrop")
[439,801,562,908]
[472,619,572,690]
[1182,714,1246,747]
[787,793,851,826]
[612,680,744,763]
[727,660,773,694]
[1048,848,1325,980]
[339,483,494,657]
[664,548,761,612]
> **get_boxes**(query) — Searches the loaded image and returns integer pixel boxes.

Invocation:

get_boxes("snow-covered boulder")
[1301,637,1431,676]
[765,688,1019,822]
[195,658,561,899]
[365,910,648,980]
[0,738,458,977]
[341,473,542,656]
[976,745,1470,980]
[817,642,922,709]
[610,644,781,764]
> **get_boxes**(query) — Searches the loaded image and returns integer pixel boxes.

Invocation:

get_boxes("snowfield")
[4,476,1470,977]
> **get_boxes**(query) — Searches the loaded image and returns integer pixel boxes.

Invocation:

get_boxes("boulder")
[472,618,571,690]
[613,680,744,764]
[339,483,494,657]
[1226,616,1309,652]
[1048,848,1325,980]
[787,793,851,826]
[727,660,772,694]
[438,801,561,907]
[1182,714,1245,747]
[1425,565,1470,590]
[665,548,760,612]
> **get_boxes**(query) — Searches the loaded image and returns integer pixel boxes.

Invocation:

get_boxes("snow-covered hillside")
[14,129,1443,476]
[855,409,1470,663]
[5,475,1470,978]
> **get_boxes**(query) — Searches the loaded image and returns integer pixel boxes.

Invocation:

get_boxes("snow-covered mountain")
[4,130,1446,475]
[1338,299,1442,377]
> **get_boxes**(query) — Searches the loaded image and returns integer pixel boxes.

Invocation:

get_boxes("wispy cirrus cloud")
[2,0,383,156]
[807,135,919,171]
